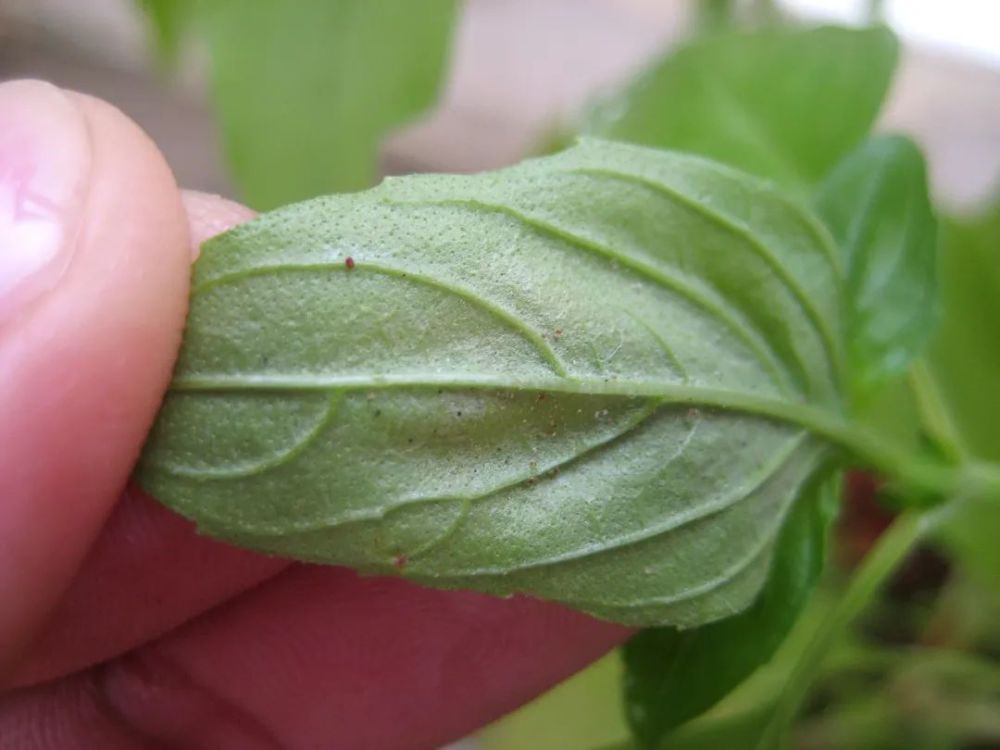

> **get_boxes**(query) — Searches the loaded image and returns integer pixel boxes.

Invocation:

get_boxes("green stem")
[810,417,1000,504]
[908,361,968,463]
[756,506,949,748]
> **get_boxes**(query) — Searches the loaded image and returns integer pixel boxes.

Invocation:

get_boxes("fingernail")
[0,80,90,324]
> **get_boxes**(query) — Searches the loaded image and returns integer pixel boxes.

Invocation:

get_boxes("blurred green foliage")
[138,0,457,208]
[930,200,1000,589]
[136,0,196,64]
[582,25,898,193]
[816,135,938,401]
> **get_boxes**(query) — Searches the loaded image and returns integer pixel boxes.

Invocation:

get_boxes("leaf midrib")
[195,248,799,397]
[382,178,838,395]
[168,372,851,452]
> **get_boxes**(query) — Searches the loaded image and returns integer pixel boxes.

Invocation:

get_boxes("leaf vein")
[193,261,570,378]
[144,392,344,480]
[565,529,774,611]
[206,398,663,534]
[424,432,810,577]
[570,165,841,389]
[386,194,798,396]
[622,308,690,382]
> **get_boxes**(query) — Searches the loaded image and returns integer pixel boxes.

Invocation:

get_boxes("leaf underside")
[137,139,844,627]
[623,474,838,745]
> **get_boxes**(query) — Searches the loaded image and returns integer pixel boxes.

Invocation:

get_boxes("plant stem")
[814,418,1000,504]
[755,506,949,748]
[908,361,968,463]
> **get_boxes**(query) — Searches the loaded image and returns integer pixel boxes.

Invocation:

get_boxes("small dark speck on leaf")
[536,393,547,401]
[456,411,463,417]
[554,328,563,337]
[374,410,382,417]
[344,256,356,270]
[393,554,408,570]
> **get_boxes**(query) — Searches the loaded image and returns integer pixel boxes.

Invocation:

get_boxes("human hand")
[0,80,629,749]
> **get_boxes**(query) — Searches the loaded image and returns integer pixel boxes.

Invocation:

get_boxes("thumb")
[0,80,190,666]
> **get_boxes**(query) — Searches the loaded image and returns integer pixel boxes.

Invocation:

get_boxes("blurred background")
[1,0,998,208]
[2,2,998,748]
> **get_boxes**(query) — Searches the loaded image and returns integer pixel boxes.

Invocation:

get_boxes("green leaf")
[199,0,457,209]
[927,207,1000,464]
[135,0,196,64]
[583,25,898,191]
[927,204,1000,585]
[937,496,1000,590]
[622,474,837,747]
[816,135,938,398]
[137,139,845,627]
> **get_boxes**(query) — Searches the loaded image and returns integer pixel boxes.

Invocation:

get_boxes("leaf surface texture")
[138,140,844,626]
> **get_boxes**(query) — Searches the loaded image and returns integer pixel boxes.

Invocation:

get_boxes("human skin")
[0,80,630,749]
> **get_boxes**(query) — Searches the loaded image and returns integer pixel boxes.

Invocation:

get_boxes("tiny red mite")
[344,256,355,270]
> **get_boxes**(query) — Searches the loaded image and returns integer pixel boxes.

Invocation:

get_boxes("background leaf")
[927,202,1000,586]
[622,474,838,747]
[582,26,898,191]
[135,0,196,64]
[927,205,1000,464]
[137,139,844,627]
[198,0,457,208]
[816,135,938,398]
